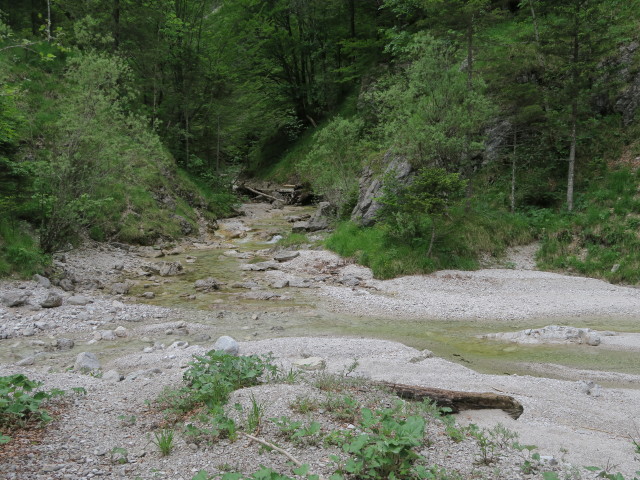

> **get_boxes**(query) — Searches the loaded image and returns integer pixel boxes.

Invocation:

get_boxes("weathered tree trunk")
[378,381,524,420]
[567,5,580,212]
[511,129,517,213]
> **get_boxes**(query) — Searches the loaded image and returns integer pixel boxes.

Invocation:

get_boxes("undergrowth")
[537,168,640,284]
[0,374,66,444]
[326,204,534,279]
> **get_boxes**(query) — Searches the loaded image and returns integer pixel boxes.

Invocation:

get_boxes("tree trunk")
[426,223,436,257]
[567,99,577,212]
[348,0,356,38]
[466,17,474,92]
[216,113,221,173]
[567,4,580,212]
[527,0,551,114]
[377,382,524,420]
[46,0,52,42]
[511,129,516,213]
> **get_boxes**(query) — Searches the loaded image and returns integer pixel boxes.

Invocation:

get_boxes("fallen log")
[378,381,524,420]
[242,185,281,203]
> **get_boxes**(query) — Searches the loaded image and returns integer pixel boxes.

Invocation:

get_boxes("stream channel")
[125,203,639,387]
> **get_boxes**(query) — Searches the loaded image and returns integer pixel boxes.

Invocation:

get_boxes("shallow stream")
[125,204,640,387]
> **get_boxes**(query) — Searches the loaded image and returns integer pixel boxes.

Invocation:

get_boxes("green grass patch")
[0,219,48,277]
[537,168,640,284]
[277,232,311,248]
[327,204,536,279]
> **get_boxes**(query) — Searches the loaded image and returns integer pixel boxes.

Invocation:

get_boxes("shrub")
[0,374,64,442]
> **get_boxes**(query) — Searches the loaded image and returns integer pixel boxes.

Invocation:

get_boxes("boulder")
[74,352,101,373]
[41,293,63,308]
[110,283,130,295]
[1,292,30,307]
[114,326,128,338]
[95,330,116,341]
[213,335,239,356]
[231,280,260,289]
[59,278,75,292]
[289,278,313,288]
[66,295,92,306]
[241,291,283,300]
[52,338,75,351]
[271,279,289,289]
[351,154,413,227]
[33,274,51,288]
[194,277,219,292]
[293,357,326,371]
[158,261,183,277]
[274,251,300,262]
[241,261,279,271]
[102,370,122,383]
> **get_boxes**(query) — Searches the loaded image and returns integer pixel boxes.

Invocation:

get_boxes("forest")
[1,0,640,283]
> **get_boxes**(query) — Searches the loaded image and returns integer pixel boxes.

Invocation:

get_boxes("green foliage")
[370,32,494,170]
[276,233,311,248]
[246,394,265,434]
[151,428,175,456]
[298,116,371,211]
[109,447,129,465]
[271,416,323,446]
[327,202,535,279]
[537,168,640,283]
[0,374,64,442]
[289,395,320,414]
[158,351,277,418]
[331,407,426,480]
[0,219,48,277]
[377,167,467,252]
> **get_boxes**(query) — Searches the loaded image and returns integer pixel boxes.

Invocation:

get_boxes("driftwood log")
[378,382,524,420]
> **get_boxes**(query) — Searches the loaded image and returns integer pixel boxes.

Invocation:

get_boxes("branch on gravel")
[241,432,327,480]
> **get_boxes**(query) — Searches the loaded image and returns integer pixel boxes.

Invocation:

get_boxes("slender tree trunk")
[567,99,577,211]
[567,4,580,212]
[466,17,474,91]
[527,0,551,114]
[427,223,436,257]
[348,0,356,38]
[46,0,52,42]
[216,113,221,173]
[511,129,517,213]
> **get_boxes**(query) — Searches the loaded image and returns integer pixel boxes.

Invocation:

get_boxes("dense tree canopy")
[0,0,639,278]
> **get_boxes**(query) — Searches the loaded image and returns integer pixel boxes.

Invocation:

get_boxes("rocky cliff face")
[350,153,413,226]
[613,41,640,126]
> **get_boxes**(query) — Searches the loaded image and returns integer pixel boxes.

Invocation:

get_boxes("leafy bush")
[331,407,426,480]
[0,374,64,442]
[158,351,277,416]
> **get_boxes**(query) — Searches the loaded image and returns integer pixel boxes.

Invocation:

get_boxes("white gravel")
[1,203,640,479]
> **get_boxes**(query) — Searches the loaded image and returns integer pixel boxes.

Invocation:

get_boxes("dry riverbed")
[1,202,639,479]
